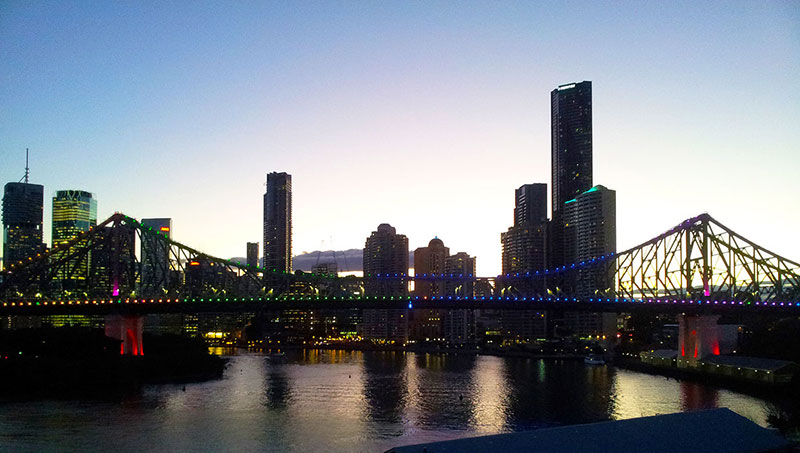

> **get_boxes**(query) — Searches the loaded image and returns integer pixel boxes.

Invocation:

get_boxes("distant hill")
[229,248,416,273]
[292,249,363,272]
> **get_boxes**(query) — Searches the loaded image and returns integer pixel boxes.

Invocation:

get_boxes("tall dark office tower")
[246,242,259,268]
[551,81,592,214]
[362,223,409,344]
[514,183,548,226]
[263,172,292,277]
[141,218,172,292]
[2,182,45,270]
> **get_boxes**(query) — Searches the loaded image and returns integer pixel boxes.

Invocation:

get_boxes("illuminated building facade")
[52,190,97,284]
[2,182,45,270]
[362,223,408,344]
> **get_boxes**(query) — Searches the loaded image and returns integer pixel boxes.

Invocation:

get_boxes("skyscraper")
[141,218,172,292]
[2,182,45,270]
[362,223,409,344]
[550,81,593,271]
[551,81,593,214]
[500,184,548,342]
[562,184,617,339]
[246,242,259,268]
[263,172,292,279]
[563,185,616,297]
[443,252,476,344]
[514,183,548,226]
[410,237,449,343]
[52,190,97,284]
[502,183,548,287]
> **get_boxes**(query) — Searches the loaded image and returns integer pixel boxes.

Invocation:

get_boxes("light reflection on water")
[0,350,776,452]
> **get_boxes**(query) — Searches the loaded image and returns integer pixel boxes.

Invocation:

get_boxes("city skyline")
[1,2,799,276]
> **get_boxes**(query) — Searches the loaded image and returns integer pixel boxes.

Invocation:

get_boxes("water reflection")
[0,350,781,452]
[361,351,408,427]
[265,364,292,409]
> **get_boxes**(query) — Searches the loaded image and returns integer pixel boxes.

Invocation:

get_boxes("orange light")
[190,261,200,266]
[160,226,170,232]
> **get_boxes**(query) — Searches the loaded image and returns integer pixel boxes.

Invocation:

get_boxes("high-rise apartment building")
[550,81,593,271]
[562,185,617,339]
[263,172,292,276]
[2,182,45,270]
[514,183,548,226]
[413,238,449,298]
[563,185,616,297]
[410,238,449,343]
[52,190,97,284]
[443,252,476,344]
[362,223,408,344]
[246,242,259,268]
[500,184,549,341]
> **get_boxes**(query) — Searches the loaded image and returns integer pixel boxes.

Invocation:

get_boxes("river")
[0,349,778,452]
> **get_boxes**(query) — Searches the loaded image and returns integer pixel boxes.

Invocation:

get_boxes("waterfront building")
[550,81,593,272]
[362,223,409,344]
[246,242,259,268]
[562,184,617,339]
[443,252,476,344]
[51,190,97,286]
[500,184,549,341]
[263,172,292,289]
[140,218,172,292]
[2,182,45,270]
[410,238,449,343]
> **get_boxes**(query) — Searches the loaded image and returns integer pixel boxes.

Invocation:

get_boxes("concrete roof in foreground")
[386,408,792,453]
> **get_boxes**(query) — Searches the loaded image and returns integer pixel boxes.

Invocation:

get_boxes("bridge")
[1,212,799,358]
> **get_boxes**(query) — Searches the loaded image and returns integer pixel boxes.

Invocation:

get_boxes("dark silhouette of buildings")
[2,182,45,270]
[263,172,292,289]
[501,184,548,341]
[140,218,172,292]
[550,81,593,271]
[443,251,476,344]
[246,242,259,268]
[410,238,449,343]
[362,223,408,344]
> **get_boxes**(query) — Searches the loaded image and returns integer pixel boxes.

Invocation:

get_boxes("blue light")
[408,302,413,309]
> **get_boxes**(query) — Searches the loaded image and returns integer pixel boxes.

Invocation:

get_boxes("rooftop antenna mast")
[19,148,30,183]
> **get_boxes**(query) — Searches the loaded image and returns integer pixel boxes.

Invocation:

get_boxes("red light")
[615,332,622,339]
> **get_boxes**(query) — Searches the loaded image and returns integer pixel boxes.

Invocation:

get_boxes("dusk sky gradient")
[1,1,798,275]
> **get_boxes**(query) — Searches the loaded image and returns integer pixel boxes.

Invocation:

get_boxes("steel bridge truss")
[2,213,799,304]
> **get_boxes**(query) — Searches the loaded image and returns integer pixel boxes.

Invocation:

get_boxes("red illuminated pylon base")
[105,314,144,356]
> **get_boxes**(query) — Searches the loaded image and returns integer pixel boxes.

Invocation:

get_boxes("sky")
[1,1,799,276]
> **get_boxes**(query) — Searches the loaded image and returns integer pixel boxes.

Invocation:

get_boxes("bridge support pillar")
[105,315,144,356]
[677,314,720,368]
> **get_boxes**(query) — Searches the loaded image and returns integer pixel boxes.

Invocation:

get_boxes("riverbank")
[0,328,227,399]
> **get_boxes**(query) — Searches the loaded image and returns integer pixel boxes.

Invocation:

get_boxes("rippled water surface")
[0,350,777,452]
